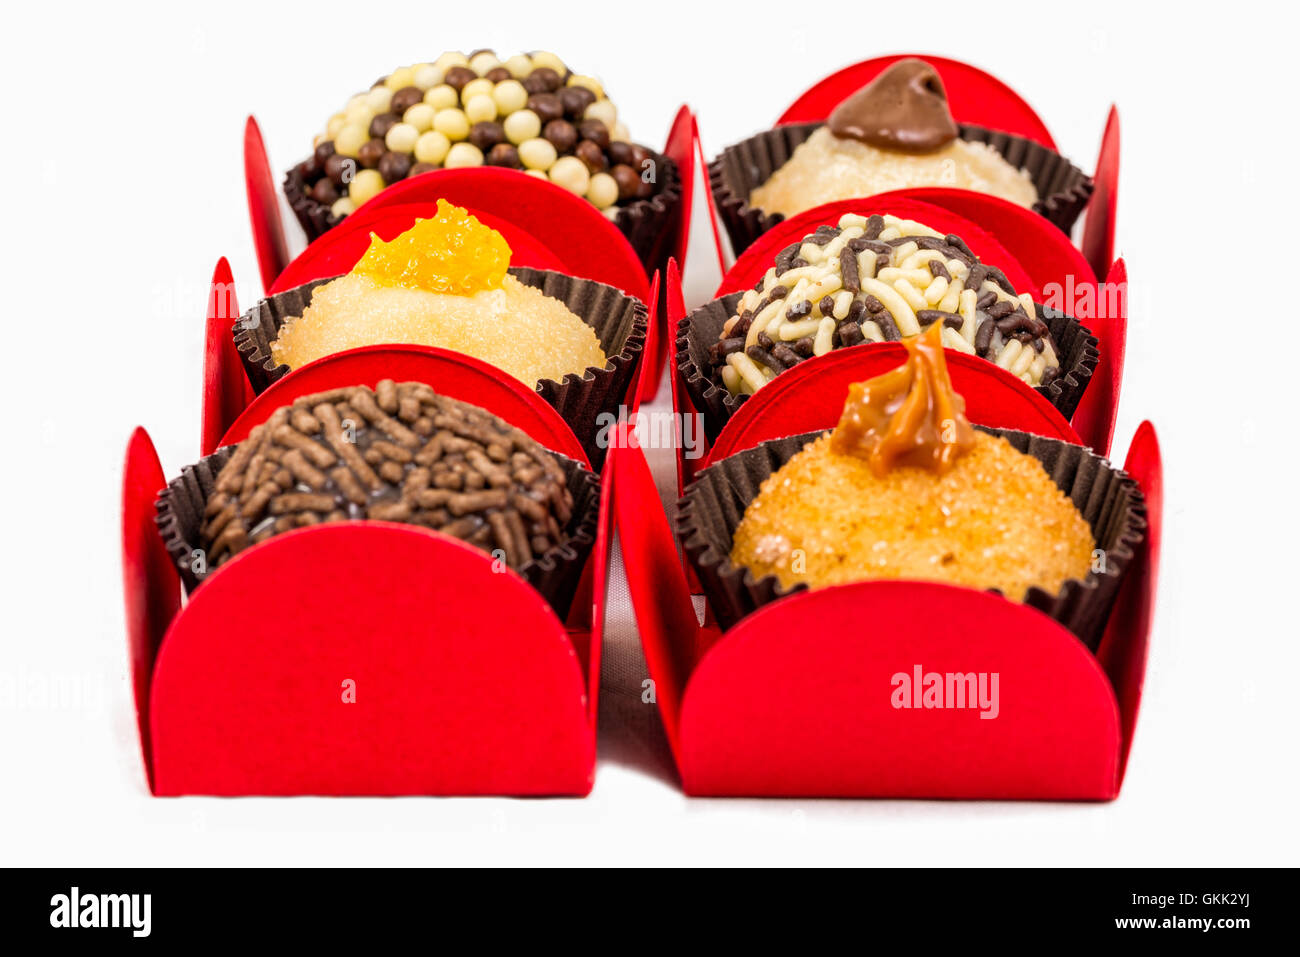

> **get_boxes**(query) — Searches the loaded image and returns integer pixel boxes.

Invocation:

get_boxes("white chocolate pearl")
[345,93,368,112]
[444,142,484,168]
[414,130,451,165]
[492,79,528,115]
[344,100,375,126]
[384,66,416,90]
[518,137,558,172]
[403,103,436,133]
[424,84,459,110]
[365,86,394,112]
[464,94,496,124]
[525,169,549,181]
[567,74,604,98]
[503,109,541,145]
[587,171,618,209]
[349,169,385,205]
[531,50,566,74]
[461,77,494,103]
[334,123,368,157]
[412,64,443,90]
[434,51,469,72]
[549,155,590,196]
[325,113,346,138]
[433,108,470,141]
[612,122,630,142]
[503,54,533,79]
[469,52,501,74]
[330,196,356,217]
[585,99,618,130]
[384,122,419,153]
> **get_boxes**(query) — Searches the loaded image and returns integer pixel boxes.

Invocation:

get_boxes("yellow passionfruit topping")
[352,199,512,295]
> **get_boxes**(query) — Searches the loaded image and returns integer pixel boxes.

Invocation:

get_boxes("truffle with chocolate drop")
[830,322,975,475]
[827,58,959,154]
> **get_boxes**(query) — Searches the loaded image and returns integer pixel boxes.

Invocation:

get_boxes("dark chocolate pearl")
[543,119,577,153]
[325,153,356,186]
[311,177,338,205]
[607,141,634,167]
[485,67,512,83]
[629,144,652,169]
[578,119,610,149]
[574,139,607,173]
[528,67,562,92]
[636,172,655,199]
[314,140,336,166]
[444,66,477,92]
[357,138,386,169]
[390,85,425,115]
[527,93,563,124]
[468,121,506,151]
[378,150,411,183]
[295,158,317,179]
[560,86,596,119]
[522,74,549,94]
[409,161,438,176]
[369,112,400,140]
[611,164,641,202]
[486,143,521,169]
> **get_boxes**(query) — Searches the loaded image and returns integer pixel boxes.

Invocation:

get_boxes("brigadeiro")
[283,50,682,272]
[676,210,1099,441]
[677,325,1145,648]
[155,382,602,616]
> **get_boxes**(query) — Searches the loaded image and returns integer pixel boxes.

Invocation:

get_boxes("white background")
[2,0,1296,866]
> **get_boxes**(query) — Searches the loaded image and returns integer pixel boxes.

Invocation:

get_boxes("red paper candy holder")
[121,317,660,795]
[613,389,1161,801]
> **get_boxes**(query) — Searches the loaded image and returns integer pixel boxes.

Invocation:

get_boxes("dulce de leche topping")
[827,58,959,154]
[830,321,975,475]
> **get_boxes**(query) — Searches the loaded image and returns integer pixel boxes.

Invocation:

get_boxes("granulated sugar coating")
[749,127,1038,218]
[730,432,1094,601]
[270,200,607,386]
[270,273,607,387]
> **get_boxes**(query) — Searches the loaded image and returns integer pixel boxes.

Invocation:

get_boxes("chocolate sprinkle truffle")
[294,50,659,224]
[198,381,577,574]
[707,212,1061,397]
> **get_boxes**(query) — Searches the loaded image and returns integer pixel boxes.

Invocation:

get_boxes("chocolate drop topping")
[827,58,959,154]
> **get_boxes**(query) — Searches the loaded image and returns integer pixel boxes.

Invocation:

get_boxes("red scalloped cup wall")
[121,344,650,796]
[777,53,1057,147]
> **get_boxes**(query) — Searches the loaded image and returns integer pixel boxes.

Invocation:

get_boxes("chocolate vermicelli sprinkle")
[197,381,574,574]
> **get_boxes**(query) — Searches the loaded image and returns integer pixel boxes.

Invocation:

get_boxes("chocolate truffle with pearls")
[292,50,660,225]
[707,213,1061,397]
[198,381,578,574]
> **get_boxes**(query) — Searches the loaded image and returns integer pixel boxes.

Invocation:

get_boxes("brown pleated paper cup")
[708,122,1094,258]
[155,441,601,620]
[676,427,1145,650]
[233,267,647,469]
[285,148,681,275]
[676,294,1098,444]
